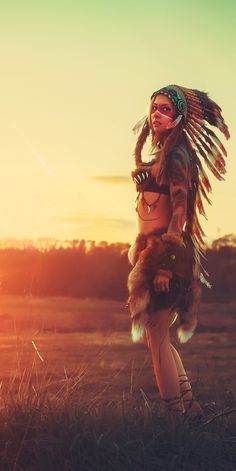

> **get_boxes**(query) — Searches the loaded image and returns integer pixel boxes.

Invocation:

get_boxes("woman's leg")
[145,308,184,413]
[170,343,204,417]
[169,344,193,404]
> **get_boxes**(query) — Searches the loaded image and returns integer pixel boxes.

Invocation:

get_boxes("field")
[0,295,236,470]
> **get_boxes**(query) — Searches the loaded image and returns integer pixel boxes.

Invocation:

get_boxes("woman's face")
[150,94,177,135]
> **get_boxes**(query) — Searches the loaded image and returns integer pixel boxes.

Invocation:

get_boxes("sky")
[0,0,235,245]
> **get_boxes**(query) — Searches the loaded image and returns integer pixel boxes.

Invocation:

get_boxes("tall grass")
[0,351,236,471]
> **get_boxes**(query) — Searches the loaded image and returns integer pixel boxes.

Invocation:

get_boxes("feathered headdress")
[133,84,230,260]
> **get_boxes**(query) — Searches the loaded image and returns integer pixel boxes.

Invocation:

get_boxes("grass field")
[0,295,235,470]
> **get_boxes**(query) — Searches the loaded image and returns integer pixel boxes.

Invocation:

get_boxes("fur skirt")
[127,228,202,344]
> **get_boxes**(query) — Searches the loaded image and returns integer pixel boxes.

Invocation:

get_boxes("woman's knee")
[147,309,170,331]
[146,309,170,345]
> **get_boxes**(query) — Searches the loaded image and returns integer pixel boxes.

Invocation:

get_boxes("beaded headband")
[151,85,188,122]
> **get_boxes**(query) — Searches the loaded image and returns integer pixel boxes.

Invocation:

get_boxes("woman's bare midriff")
[136,159,172,234]
[136,191,172,234]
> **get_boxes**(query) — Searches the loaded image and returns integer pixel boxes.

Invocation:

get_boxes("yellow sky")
[0,1,235,245]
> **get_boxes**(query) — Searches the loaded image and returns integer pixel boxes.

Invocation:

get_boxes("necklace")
[141,192,161,213]
[135,203,161,221]
[135,192,162,220]
[134,143,163,219]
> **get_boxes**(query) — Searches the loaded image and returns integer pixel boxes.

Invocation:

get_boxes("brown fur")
[127,233,201,343]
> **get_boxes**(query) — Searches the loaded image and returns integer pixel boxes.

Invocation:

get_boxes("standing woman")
[127,85,230,416]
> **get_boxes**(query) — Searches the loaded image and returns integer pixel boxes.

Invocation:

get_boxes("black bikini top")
[131,167,170,195]
[142,176,170,194]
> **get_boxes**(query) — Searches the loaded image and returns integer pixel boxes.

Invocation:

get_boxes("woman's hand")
[153,269,173,293]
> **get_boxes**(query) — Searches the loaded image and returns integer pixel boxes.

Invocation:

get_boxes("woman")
[126,84,230,417]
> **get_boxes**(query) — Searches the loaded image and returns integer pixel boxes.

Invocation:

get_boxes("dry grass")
[0,295,236,470]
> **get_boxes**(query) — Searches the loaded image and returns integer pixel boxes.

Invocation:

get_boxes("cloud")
[90,176,130,184]
[55,215,135,230]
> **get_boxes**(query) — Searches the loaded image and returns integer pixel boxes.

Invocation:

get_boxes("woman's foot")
[184,398,204,419]
[178,374,204,420]
[161,394,185,415]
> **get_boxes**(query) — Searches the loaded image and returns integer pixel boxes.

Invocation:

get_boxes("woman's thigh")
[145,308,171,349]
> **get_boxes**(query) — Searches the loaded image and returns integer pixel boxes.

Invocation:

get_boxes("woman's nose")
[154,108,162,117]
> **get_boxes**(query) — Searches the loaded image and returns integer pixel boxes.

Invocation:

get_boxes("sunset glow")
[0,1,235,246]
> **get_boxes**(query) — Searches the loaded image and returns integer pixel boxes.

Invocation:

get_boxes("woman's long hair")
[134,96,186,171]
[133,98,201,243]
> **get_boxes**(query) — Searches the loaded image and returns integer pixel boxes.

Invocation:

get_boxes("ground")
[0,295,235,407]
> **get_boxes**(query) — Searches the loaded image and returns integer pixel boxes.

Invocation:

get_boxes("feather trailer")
[192,212,206,247]
[198,180,212,205]
[201,124,228,154]
[187,121,225,175]
[194,209,206,237]
[197,125,228,159]
[215,117,230,139]
[196,135,226,175]
[186,127,223,180]
[194,140,225,181]
[192,227,205,250]
[195,126,227,164]
[188,145,212,194]
[201,174,212,193]
[209,146,226,174]
[195,189,208,219]
[132,115,147,135]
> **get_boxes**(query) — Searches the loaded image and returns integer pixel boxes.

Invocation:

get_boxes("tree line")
[0,235,235,302]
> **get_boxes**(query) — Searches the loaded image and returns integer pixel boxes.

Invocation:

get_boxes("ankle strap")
[179,378,189,385]
[162,394,182,406]
[180,387,192,398]
[161,395,184,413]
